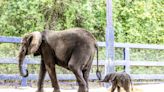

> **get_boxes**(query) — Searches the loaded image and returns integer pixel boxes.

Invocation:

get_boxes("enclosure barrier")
[0,36,164,86]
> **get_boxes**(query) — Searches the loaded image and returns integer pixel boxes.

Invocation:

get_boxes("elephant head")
[18,32,42,77]
[101,73,117,82]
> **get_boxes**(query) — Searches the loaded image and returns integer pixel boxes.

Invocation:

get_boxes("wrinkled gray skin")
[101,72,133,92]
[18,28,99,92]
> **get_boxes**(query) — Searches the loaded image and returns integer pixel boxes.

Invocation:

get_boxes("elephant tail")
[95,44,101,80]
[129,75,133,91]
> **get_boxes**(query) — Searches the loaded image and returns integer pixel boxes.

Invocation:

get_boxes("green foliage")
[130,49,164,61]
[0,0,45,36]
[61,0,106,41]
[132,66,164,74]
[0,43,19,57]
[113,0,164,44]
[0,0,163,43]
[0,64,18,74]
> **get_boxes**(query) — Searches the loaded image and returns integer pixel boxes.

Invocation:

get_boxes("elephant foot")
[53,88,60,92]
[78,87,88,92]
[36,89,44,92]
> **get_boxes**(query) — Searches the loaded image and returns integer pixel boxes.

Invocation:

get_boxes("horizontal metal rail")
[1,36,164,49]
[1,74,164,81]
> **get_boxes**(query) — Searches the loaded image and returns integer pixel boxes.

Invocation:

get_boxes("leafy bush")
[0,0,163,43]
[113,0,164,44]
[0,0,45,36]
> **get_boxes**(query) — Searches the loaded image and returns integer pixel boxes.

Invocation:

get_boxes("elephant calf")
[101,72,133,92]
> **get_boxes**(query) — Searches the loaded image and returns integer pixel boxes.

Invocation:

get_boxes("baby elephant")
[101,72,133,92]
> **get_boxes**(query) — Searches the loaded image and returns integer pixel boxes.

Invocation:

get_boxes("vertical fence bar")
[123,47,130,74]
[105,0,115,75]
[21,59,28,86]
[104,0,115,88]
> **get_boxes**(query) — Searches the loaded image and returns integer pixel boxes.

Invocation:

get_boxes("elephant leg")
[74,69,88,92]
[82,69,89,90]
[36,59,46,92]
[124,86,130,92]
[83,56,94,90]
[45,64,60,92]
[68,53,89,92]
[117,86,120,92]
[83,64,92,91]
[111,85,117,92]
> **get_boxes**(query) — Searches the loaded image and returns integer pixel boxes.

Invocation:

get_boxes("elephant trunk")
[100,74,110,82]
[100,78,108,82]
[18,52,29,77]
[19,63,28,77]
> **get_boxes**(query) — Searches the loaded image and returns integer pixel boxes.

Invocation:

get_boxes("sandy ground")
[134,84,164,92]
[0,84,163,92]
[0,87,107,92]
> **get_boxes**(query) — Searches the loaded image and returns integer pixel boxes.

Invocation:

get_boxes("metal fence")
[0,36,164,86]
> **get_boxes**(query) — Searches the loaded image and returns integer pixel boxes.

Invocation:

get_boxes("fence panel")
[0,36,164,86]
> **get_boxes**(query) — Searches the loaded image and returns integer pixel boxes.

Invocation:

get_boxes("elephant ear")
[25,32,42,54]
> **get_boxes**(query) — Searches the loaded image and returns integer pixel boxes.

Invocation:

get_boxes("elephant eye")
[21,46,26,53]
[22,49,25,52]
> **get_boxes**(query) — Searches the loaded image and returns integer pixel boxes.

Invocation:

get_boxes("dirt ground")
[0,84,163,92]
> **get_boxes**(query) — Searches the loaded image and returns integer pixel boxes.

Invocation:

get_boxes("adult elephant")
[18,28,101,92]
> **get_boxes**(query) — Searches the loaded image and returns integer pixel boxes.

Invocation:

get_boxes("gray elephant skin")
[18,28,100,92]
[101,72,133,92]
